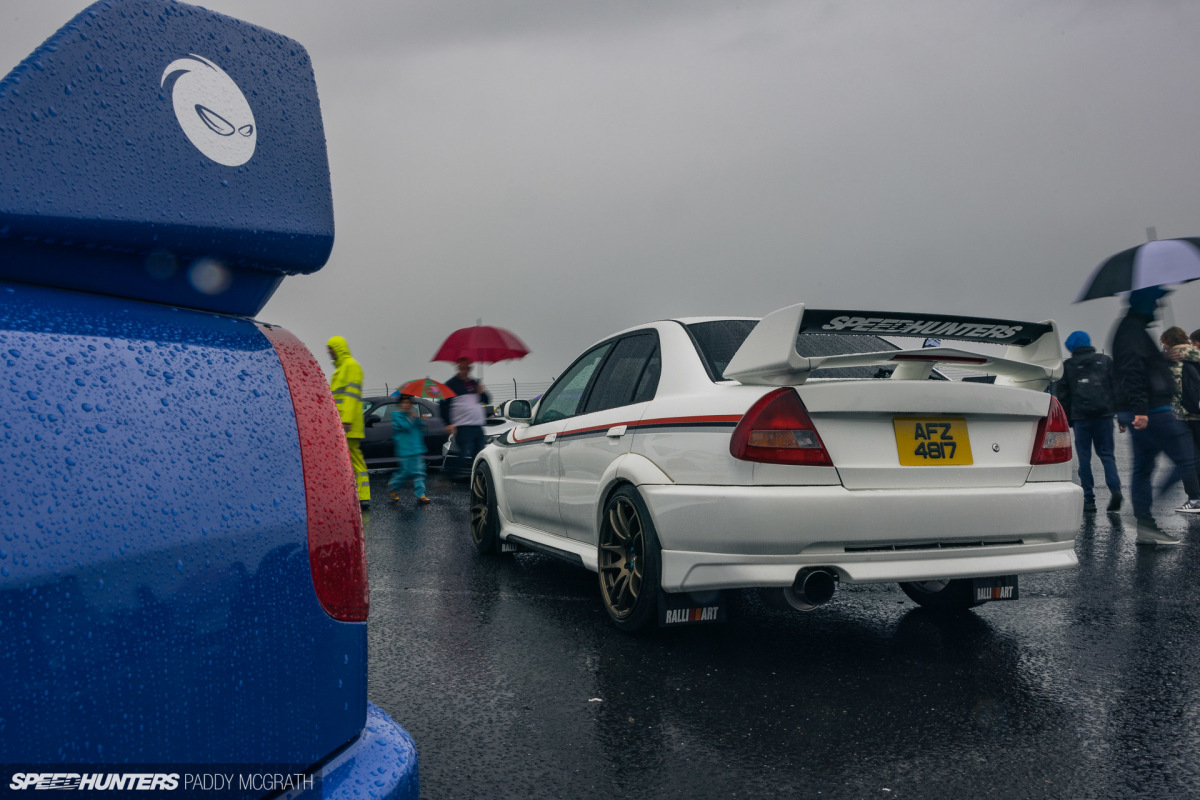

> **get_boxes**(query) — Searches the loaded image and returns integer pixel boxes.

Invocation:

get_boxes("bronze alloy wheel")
[470,468,489,547]
[599,495,645,619]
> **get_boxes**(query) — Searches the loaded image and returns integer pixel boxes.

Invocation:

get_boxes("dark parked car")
[362,396,450,469]
[0,1,417,796]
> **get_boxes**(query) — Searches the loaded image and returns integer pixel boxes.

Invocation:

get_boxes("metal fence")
[368,380,554,404]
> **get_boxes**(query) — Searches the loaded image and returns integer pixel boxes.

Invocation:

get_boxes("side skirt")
[498,517,599,572]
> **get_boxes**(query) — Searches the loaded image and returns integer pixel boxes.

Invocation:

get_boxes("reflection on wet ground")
[365,432,1200,799]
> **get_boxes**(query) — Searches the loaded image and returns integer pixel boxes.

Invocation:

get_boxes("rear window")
[686,320,934,382]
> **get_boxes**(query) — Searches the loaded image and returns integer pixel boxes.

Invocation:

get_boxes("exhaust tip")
[792,568,836,608]
[757,569,839,612]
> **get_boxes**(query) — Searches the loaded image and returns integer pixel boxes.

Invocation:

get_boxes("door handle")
[606,425,627,437]
[544,433,557,444]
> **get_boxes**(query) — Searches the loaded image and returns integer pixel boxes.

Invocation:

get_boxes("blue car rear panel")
[1,0,418,793]
[0,281,364,770]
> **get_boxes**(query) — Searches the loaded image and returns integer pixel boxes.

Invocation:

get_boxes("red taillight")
[891,354,988,365]
[730,387,833,466]
[259,323,369,622]
[1030,395,1073,465]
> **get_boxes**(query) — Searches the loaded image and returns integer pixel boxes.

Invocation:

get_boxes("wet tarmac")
[364,436,1200,799]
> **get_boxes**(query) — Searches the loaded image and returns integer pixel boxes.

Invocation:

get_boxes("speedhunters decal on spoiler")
[801,310,1054,346]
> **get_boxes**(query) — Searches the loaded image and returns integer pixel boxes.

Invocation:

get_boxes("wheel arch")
[592,453,672,542]
[473,447,510,518]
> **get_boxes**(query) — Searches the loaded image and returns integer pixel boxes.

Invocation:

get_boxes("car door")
[362,399,441,465]
[502,342,612,536]
[556,332,661,543]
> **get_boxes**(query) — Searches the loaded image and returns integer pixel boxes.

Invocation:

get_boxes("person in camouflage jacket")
[1160,326,1200,489]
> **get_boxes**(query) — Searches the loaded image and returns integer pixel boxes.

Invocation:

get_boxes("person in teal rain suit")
[388,395,430,505]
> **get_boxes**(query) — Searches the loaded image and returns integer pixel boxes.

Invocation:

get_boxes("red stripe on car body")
[629,414,743,428]
[511,414,741,443]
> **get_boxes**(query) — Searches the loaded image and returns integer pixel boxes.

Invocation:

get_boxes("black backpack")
[1182,361,1200,415]
[1067,354,1115,418]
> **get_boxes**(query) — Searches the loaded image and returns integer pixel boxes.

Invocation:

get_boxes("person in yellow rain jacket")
[326,336,370,507]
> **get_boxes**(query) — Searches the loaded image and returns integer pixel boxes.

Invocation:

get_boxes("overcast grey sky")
[6,1,1200,395]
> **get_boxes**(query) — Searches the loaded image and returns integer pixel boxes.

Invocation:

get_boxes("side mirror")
[365,414,382,426]
[500,399,532,422]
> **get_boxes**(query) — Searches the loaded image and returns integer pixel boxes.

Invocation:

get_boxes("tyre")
[597,485,662,633]
[899,579,984,612]
[469,462,501,555]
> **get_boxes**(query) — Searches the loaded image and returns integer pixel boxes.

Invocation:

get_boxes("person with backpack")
[1056,330,1122,514]
[1112,287,1200,546]
[1160,326,1200,488]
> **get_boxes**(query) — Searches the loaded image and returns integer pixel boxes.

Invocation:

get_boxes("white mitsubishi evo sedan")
[468,304,1081,632]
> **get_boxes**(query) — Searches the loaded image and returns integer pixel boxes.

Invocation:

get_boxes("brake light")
[1030,396,1073,465]
[730,387,833,466]
[891,354,988,365]
[259,323,369,621]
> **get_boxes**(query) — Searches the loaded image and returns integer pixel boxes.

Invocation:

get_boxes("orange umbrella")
[394,378,456,400]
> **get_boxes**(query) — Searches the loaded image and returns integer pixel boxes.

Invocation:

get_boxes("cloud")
[6,0,1200,391]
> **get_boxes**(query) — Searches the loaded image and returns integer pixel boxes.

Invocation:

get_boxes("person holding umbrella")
[432,323,529,479]
[1111,287,1200,545]
[1079,237,1200,542]
[441,358,491,479]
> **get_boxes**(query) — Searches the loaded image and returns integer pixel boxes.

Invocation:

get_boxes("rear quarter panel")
[0,282,364,768]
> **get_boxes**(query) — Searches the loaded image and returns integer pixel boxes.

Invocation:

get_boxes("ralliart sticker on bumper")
[973,575,1019,602]
[658,591,727,626]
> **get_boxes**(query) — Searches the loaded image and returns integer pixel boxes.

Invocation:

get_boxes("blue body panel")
[0,282,364,769]
[0,0,334,316]
[2,2,418,793]
[309,704,420,800]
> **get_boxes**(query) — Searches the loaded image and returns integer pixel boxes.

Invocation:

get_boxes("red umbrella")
[395,378,456,400]
[432,325,530,364]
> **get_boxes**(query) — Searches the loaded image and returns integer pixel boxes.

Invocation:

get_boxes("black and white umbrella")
[1076,237,1200,301]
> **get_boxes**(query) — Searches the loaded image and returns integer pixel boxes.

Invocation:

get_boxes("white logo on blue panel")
[161,55,256,166]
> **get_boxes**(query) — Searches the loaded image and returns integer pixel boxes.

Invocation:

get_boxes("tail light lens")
[259,323,369,622]
[730,387,833,466]
[1030,396,1073,465]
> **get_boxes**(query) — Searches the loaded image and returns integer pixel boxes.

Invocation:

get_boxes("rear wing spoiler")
[722,305,1062,391]
[0,0,334,316]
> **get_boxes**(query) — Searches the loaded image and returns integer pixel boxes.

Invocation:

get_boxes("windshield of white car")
[685,320,932,382]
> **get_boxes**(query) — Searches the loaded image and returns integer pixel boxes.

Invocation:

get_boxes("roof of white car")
[596,316,758,344]
[670,315,759,325]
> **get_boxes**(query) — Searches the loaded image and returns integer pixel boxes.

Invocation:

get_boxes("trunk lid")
[797,380,1051,489]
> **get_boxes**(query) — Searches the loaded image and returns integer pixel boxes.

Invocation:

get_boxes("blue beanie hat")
[1129,285,1169,315]
[1064,331,1091,352]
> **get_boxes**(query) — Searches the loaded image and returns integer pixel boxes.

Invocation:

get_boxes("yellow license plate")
[893,417,973,465]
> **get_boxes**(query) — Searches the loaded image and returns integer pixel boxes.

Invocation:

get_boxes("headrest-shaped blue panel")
[0,0,334,316]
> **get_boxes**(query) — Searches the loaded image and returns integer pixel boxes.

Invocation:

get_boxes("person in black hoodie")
[1055,330,1122,513]
[1111,286,1200,545]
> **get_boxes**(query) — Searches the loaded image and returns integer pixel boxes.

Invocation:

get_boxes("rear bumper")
[641,482,1081,593]
[293,703,419,800]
